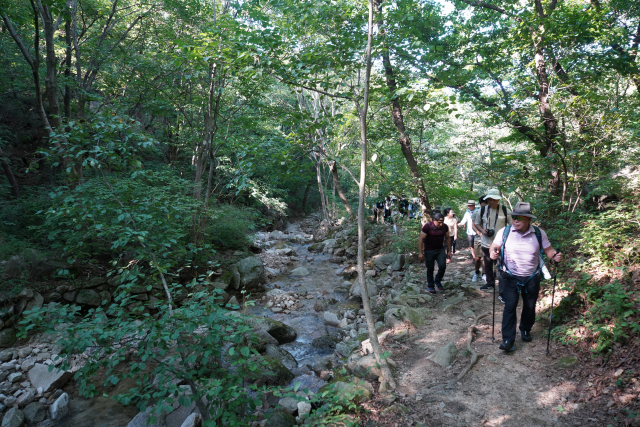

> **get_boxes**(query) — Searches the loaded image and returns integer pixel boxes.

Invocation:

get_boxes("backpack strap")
[502,205,507,218]
[499,225,511,271]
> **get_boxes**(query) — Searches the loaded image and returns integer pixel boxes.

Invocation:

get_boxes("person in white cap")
[473,188,511,296]
[489,202,562,351]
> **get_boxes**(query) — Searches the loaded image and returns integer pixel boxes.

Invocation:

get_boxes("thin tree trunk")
[35,0,62,129]
[315,160,330,222]
[329,161,354,216]
[301,179,313,212]
[64,16,72,122]
[0,148,19,198]
[355,0,396,391]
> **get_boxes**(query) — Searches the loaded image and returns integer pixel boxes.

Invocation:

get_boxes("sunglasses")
[512,216,528,221]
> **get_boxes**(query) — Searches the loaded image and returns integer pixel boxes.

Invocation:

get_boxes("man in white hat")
[489,202,562,351]
[473,188,511,296]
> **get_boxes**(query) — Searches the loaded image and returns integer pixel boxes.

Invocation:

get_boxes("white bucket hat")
[483,188,502,200]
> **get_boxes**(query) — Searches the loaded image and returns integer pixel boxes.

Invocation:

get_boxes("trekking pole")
[491,277,496,342]
[546,257,559,356]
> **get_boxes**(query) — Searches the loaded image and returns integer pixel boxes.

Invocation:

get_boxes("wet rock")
[264,412,295,427]
[311,335,338,350]
[427,342,458,367]
[289,374,326,393]
[323,312,340,327]
[235,256,265,290]
[27,364,72,393]
[437,292,466,312]
[265,345,298,371]
[23,402,45,426]
[0,330,16,348]
[1,408,24,427]
[289,267,309,277]
[246,317,297,344]
[271,230,285,240]
[313,300,328,312]
[308,242,325,253]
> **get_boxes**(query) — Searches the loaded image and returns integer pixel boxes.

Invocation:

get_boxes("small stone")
[23,401,46,425]
[16,388,35,407]
[20,358,35,373]
[271,307,283,313]
[1,408,24,427]
[0,351,13,363]
[7,373,23,383]
[17,349,32,359]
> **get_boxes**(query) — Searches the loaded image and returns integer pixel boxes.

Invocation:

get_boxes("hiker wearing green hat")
[473,188,512,297]
[489,202,562,351]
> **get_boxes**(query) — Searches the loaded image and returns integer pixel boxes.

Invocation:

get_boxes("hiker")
[384,196,392,222]
[443,208,458,262]
[459,199,482,281]
[418,212,452,293]
[469,197,488,282]
[489,202,562,351]
[473,189,512,297]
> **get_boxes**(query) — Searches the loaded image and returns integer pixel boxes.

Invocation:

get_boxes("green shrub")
[206,205,257,250]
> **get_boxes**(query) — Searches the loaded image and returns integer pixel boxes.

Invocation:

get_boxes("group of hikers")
[372,196,422,222]
[417,189,563,352]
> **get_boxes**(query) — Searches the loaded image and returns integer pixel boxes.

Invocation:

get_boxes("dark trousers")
[424,248,446,286]
[482,247,497,290]
[500,271,541,342]
[467,235,475,250]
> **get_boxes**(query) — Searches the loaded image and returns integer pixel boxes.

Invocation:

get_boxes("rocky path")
[362,250,608,427]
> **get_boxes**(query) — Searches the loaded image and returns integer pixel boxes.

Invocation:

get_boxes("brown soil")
[359,251,639,427]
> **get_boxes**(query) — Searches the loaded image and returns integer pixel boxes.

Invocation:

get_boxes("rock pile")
[263,289,313,314]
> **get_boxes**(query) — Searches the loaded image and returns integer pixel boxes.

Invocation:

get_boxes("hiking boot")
[479,284,495,291]
[427,287,436,294]
[499,340,515,352]
[521,331,532,342]
[498,295,505,304]
[472,273,478,282]
[435,281,444,291]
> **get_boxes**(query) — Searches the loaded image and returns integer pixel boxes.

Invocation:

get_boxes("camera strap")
[485,205,499,230]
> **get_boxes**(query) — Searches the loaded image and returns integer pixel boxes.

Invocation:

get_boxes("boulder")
[24,293,44,313]
[391,254,405,271]
[289,267,309,277]
[313,300,328,312]
[335,341,360,358]
[3,256,28,278]
[384,307,430,328]
[16,389,35,407]
[235,257,265,290]
[427,342,458,367]
[260,355,295,386]
[179,413,202,427]
[264,345,298,371]
[345,247,358,257]
[322,239,338,254]
[278,397,298,415]
[27,364,72,393]
[297,401,311,418]
[1,408,24,427]
[270,230,285,240]
[246,317,297,344]
[353,354,382,380]
[328,381,371,403]
[229,265,241,290]
[307,242,326,253]
[49,392,69,420]
[0,329,16,348]
[23,402,45,426]
[289,374,326,393]
[365,237,378,250]
[126,411,165,427]
[0,350,12,362]
[373,253,398,271]
[264,412,295,427]
[323,312,340,327]
[75,289,102,307]
[392,293,432,307]
[349,278,378,298]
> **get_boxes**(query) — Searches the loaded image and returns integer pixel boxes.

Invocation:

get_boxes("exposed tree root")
[449,312,491,385]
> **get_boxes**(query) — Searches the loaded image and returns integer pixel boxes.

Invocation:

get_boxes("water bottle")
[541,263,552,280]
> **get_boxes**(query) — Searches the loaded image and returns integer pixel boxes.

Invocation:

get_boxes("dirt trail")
[364,251,604,427]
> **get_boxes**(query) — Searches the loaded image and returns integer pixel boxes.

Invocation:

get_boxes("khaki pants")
[473,240,482,258]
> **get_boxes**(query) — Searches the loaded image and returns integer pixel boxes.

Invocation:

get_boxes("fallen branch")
[450,312,491,384]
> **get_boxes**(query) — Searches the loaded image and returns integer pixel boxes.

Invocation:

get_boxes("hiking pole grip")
[546,256,559,356]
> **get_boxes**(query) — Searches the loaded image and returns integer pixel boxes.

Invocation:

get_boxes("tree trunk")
[329,161,353,216]
[355,0,396,391]
[375,2,432,217]
[315,160,330,222]
[64,16,72,122]
[36,0,62,129]
[301,179,313,212]
[0,148,19,198]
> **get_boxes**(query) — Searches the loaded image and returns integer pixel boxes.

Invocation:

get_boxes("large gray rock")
[427,342,458,367]
[349,278,378,298]
[311,335,337,350]
[246,317,297,344]
[23,402,45,426]
[229,265,240,290]
[373,253,398,271]
[330,381,372,403]
[0,350,13,362]
[278,397,299,415]
[323,311,340,327]
[24,293,44,313]
[264,345,298,371]
[335,340,360,357]
[0,330,16,348]
[3,256,28,278]
[259,356,295,386]
[27,364,72,393]
[365,237,378,250]
[289,267,309,277]
[437,292,465,312]
[264,412,295,427]
[353,354,382,380]
[321,239,338,254]
[75,289,101,306]
[235,257,265,290]
[384,306,430,328]
[49,392,69,421]
[391,254,405,271]
[288,374,326,393]
[1,408,24,427]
